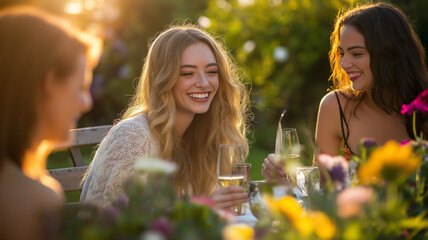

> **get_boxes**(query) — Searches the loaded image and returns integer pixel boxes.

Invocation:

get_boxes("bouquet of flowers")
[248,90,428,240]
[59,158,228,240]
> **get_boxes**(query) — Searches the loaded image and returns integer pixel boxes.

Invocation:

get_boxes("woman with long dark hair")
[315,2,428,160]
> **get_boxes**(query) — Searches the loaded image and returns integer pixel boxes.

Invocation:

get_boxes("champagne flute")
[276,128,301,162]
[274,128,300,187]
[217,144,247,215]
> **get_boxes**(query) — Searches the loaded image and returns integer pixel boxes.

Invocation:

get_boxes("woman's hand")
[261,153,289,184]
[210,185,248,210]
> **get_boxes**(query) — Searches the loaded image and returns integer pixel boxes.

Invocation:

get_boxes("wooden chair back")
[48,125,111,192]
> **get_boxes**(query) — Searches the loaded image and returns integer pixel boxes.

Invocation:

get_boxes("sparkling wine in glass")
[276,128,301,162]
[217,144,247,215]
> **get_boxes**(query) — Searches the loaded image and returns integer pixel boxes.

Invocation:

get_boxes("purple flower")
[401,89,428,115]
[329,165,346,183]
[362,138,377,149]
[102,207,119,226]
[318,154,349,191]
[149,218,173,238]
[115,195,129,209]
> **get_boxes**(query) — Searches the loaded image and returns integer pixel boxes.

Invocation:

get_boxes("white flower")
[134,157,177,174]
[274,46,289,62]
[139,231,165,240]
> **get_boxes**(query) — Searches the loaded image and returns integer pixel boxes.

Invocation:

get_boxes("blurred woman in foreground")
[0,6,101,239]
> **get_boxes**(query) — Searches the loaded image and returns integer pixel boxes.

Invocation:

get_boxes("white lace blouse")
[80,114,159,207]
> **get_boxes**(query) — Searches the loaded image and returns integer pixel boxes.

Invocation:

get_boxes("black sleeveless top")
[334,91,356,161]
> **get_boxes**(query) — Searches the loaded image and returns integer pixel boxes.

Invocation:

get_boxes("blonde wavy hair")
[122,24,250,196]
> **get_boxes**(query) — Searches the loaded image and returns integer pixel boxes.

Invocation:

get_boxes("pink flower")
[190,196,217,210]
[190,196,237,222]
[336,186,373,218]
[400,139,411,146]
[401,89,428,115]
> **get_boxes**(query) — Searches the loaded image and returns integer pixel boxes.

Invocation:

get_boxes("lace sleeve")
[80,116,158,207]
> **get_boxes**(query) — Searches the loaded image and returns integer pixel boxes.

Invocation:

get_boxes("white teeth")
[348,73,362,78]
[189,93,209,99]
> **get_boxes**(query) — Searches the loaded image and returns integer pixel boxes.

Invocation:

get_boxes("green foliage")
[205,0,358,122]
[84,0,210,125]
[252,139,428,239]
[203,0,363,164]
[59,171,227,240]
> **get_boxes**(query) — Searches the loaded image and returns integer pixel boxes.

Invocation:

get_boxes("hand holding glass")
[276,128,300,162]
[217,144,247,215]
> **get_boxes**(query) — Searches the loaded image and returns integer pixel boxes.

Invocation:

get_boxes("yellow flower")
[274,196,313,236]
[276,196,304,220]
[222,223,254,240]
[358,140,421,184]
[311,211,336,239]
[263,195,279,215]
[293,214,314,236]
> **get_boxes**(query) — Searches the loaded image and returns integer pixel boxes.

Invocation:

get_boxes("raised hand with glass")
[217,144,247,215]
[276,128,301,163]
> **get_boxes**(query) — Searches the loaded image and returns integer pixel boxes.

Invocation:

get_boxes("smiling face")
[173,42,219,119]
[339,25,373,92]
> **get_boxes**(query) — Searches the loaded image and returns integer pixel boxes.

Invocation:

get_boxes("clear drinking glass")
[249,179,291,218]
[295,166,320,209]
[276,128,301,162]
[249,180,269,219]
[217,144,247,215]
[296,166,320,195]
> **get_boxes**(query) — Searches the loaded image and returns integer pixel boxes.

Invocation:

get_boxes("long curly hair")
[122,25,250,196]
[328,3,428,138]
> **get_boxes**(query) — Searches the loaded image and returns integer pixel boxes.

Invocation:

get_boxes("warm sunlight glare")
[238,0,255,7]
[64,1,83,15]
[84,0,97,10]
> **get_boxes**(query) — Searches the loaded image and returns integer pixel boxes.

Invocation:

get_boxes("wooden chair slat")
[54,125,111,149]
[47,125,111,195]
[48,166,88,192]
[69,147,85,166]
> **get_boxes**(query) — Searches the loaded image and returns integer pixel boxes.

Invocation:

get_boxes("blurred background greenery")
[2,0,427,200]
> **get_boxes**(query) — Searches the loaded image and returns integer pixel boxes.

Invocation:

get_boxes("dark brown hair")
[0,6,100,168]
[329,3,428,138]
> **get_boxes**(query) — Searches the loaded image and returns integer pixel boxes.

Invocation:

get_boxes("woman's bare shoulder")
[1,171,62,211]
[0,167,62,240]
[315,91,346,156]
[320,90,357,114]
[319,91,340,112]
